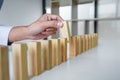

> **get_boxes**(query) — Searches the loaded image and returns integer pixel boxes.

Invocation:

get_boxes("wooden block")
[78,36,82,54]
[60,21,71,42]
[95,33,98,46]
[59,38,67,62]
[76,36,82,55]
[70,36,77,57]
[88,34,92,49]
[28,42,42,76]
[0,46,9,80]
[85,35,89,51]
[12,43,28,80]
[94,34,96,46]
[41,40,52,70]
[81,35,86,52]
[80,36,83,53]
[91,34,94,48]
[93,34,96,47]
[51,39,61,67]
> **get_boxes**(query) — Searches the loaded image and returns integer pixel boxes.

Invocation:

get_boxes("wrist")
[8,25,30,42]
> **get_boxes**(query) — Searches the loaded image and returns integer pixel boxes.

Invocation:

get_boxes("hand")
[27,13,63,39]
[8,14,63,42]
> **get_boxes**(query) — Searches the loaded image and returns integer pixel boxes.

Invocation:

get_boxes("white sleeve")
[0,26,13,46]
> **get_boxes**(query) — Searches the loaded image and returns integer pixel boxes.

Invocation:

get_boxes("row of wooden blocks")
[70,33,98,57]
[0,33,98,80]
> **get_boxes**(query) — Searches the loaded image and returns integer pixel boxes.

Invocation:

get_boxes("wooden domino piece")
[28,42,42,76]
[41,40,52,70]
[51,39,61,67]
[80,35,83,53]
[12,43,28,80]
[92,34,95,47]
[81,35,86,52]
[60,21,71,42]
[93,34,96,47]
[88,34,92,49]
[70,36,77,57]
[59,38,67,62]
[0,46,9,80]
[91,34,94,48]
[78,36,82,54]
[76,36,82,55]
[85,35,89,51]
[95,33,98,46]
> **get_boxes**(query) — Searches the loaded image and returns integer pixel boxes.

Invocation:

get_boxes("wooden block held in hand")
[12,43,28,80]
[59,38,67,62]
[60,21,71,42]
[28,42,42,76]
[0,46,9,80]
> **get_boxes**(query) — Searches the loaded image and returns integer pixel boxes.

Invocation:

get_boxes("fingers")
[45,27,57,32]
[46,14,63,21]
[40,21,63,31]
[39,13,63,22]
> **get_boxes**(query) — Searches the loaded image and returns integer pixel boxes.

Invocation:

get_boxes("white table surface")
[9,40,120,80]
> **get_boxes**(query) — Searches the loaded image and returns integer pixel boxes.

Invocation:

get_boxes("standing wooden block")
[0,46,9,80]
[70,36,77,57]
[88,34,92,49]
[93,34,96,47]
[76,36,82,55]
[51,39,61,67]
[60,21,71,42]
[59,38,67,62]
[80,36,83,53]
[12,43,28,80]
[41,40,52,70]
[85,35,89,51]
[28,42,42,76]
[95,33,98,46]
[91,34,94,48]
[81,35,86,52]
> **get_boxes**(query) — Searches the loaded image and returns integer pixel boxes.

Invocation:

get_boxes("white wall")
[0,0,42,26]
[98,0,120,40]
[78,3,94,35]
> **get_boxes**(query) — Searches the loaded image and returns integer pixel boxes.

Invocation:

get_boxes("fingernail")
[57,21,63,28]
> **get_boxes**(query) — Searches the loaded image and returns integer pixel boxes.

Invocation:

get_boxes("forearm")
[8,26,29,42]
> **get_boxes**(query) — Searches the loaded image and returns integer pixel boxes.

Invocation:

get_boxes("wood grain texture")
[12,43,28,80]
[85,35,89,51]
[95,33,98,46]
[0,46,9,80]
[77,36,82,55]
[70,36,77,57]
[60,21,71,42]
[81,35,86,52]
[28,42,42,76]
[51,39,61,67]
[41,40,52,70]
[59,38,67,62]
[88,34,91,49]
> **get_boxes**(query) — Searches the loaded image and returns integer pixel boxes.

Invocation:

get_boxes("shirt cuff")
[0,26,13,46]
